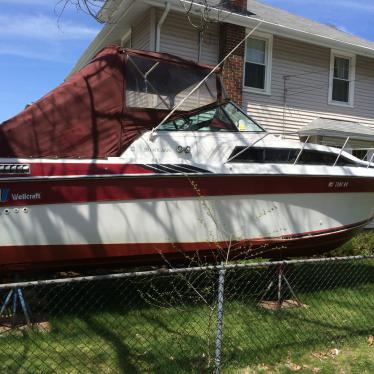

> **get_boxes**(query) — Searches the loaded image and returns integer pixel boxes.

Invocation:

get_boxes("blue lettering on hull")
[0,188,10,203]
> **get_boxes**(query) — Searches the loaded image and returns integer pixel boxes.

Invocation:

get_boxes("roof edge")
[145,0,374,57]
[69,0,374,78]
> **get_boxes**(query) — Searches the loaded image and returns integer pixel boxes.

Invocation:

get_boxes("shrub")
[331,230,374,257]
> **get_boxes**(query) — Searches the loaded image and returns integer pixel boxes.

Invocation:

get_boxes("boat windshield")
[157,102,265,132]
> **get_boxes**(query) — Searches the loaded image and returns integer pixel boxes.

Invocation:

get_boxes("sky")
[0,0,102,122]
[0,0,373,122]
[260,0,374,39]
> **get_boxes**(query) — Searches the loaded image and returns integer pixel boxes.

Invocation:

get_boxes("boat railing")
[225,131,300,164]
[331,141,374,168]
[366,151,374,168]
[293,135,310,165]
[333,136,350,167]
[227,133,373,168]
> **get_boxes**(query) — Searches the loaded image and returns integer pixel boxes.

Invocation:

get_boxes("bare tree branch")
[57,0,235,28]
[56,0,108,23]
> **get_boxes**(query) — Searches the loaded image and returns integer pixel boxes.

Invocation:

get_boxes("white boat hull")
[0,190,372,271]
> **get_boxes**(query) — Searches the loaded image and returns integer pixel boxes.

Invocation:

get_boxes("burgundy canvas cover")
[0,45,220,159]
[0,45,125,159]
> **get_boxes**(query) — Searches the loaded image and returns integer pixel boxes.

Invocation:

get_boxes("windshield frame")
[156,100,266,133]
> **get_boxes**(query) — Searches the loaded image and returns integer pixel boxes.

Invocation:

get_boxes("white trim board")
[243,31,273,96]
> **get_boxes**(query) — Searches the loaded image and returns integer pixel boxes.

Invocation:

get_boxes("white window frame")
[121,29,132,48]
[328,49,356,108]
[243,31,273,96]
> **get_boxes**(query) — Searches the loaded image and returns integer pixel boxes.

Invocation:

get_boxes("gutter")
[97,0,122,22]
[144,0,374,59]
[155,1,170,51]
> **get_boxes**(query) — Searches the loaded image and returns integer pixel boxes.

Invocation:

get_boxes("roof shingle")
[248,0,374,50]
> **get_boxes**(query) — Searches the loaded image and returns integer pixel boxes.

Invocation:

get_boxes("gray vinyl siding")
[128,12,374,136]
[131,12,151,50]
[243,36,374,135]
[158,10,219,65]
[129,9,219,65]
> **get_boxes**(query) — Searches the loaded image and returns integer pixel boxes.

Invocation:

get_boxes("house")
[71,0,374,158]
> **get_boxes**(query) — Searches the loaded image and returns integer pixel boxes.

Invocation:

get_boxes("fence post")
[215,263,226,374]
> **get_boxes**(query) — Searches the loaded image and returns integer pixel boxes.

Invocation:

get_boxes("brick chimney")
[230,0,247,12]
[219,1,247,106]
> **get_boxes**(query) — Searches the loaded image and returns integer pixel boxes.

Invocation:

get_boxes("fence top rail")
[0,255,373,290]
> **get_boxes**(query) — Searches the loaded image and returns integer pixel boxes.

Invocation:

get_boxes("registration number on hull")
[328,181,349,188]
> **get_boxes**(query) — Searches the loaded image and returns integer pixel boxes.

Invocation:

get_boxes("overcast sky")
[0,0,373,122]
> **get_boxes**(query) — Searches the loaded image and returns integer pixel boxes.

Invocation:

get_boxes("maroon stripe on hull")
[0,220,368,273]
[0,163,154,178]
[1,175,374,206]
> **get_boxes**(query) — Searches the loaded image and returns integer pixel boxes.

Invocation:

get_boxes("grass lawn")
[229,338,374,373]
[0,260,373,373]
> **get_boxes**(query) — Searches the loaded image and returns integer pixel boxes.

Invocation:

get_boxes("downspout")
[155,1,170,52]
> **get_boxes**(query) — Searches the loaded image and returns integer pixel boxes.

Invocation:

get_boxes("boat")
[0,45,373,272]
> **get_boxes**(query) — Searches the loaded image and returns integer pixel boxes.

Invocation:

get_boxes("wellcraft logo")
[12,192,41,201]
[0,189,41,203]
[0,188,10,203]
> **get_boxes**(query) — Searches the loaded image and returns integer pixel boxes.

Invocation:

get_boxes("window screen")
[244,38,266,90]
[332,56,350,102]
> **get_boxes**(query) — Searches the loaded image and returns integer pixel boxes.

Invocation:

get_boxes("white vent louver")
[0,164,30,174]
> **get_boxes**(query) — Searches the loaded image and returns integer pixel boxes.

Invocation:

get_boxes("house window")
[244,33,272,94]
[329,51,355,106]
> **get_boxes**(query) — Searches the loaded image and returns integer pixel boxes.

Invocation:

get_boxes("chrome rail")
[225,131,300,164]
[368,153,374,168]
[333,136,350,167]
[225,132,374,169]
[294,135,310,165]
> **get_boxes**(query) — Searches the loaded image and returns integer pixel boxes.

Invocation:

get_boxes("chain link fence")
[0,256,373,373]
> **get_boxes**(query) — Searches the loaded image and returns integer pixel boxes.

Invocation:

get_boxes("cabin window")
[228,147,359,166]
[244,33,272,94]
[352,149,367,161]
[328,51,355,107]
